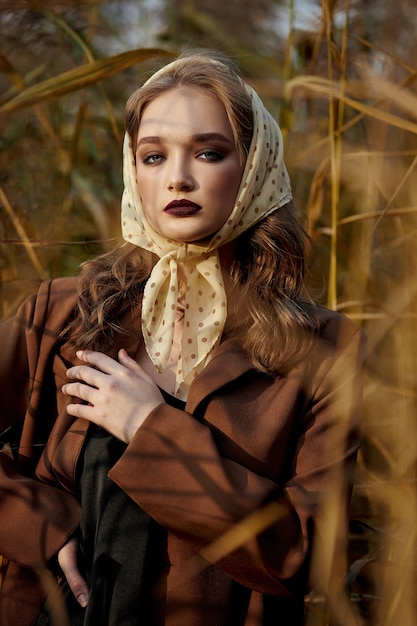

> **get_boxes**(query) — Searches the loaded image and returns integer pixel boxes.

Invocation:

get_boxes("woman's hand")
[62,348,165,443]
[58,537,89,608]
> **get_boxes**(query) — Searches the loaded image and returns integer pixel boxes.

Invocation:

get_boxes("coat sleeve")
[0,281,80,570]
[109,316,365,596]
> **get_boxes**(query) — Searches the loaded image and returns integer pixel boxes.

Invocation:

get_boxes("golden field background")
[1,1,416,624]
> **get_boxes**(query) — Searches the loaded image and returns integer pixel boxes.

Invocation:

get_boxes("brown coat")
[0,277,365,625]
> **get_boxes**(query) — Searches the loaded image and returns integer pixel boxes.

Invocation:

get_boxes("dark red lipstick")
[164,200,202,216]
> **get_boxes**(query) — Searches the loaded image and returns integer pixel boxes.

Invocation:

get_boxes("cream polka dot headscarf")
[121,57,292,399]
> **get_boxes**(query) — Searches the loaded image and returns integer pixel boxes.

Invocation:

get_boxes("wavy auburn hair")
[64,50,318,374]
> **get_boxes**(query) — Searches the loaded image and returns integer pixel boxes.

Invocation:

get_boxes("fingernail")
[78,593,88,607]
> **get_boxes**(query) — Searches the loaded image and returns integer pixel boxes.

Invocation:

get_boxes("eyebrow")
[194,132,233,144]
[137,132,233,148]
[137,136,160,147]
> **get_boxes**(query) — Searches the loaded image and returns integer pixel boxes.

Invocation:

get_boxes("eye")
[198,150,224,162]
[142,153,165,165]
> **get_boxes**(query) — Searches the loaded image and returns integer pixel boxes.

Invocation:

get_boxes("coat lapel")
[185,338,253,414]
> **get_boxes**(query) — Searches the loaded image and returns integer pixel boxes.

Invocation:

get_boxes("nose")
[167,158,194,192]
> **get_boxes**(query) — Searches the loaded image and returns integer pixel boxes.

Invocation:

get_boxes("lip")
[164,199,202,216]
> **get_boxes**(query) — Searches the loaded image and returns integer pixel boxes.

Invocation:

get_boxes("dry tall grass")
[282,3,417,624]
[1,1,416,624]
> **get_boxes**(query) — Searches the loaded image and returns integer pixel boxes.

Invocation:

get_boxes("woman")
[0,50,365,625]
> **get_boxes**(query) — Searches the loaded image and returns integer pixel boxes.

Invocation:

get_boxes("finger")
[65,402,96,422]
[65,364,104,388]
[76,349,123,375]
[58,538,89,608]
[62,380,95,403]
[118,349,155,384]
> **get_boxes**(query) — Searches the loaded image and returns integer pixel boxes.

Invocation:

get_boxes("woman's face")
[135,86,245,243]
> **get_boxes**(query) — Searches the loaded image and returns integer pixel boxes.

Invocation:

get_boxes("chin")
[165,230,216,245]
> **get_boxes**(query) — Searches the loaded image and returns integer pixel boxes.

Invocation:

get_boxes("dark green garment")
[37,418,172,626]
[80,425,169,625]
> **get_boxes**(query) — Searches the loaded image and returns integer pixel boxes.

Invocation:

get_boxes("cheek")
[226,162,244,191]
[136,171,154,202]
[213,165,241,194]
[223,172,243,205]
